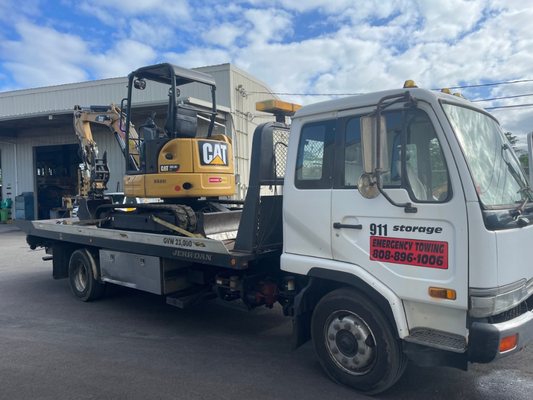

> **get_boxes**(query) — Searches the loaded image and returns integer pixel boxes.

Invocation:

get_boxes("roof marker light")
[403,80,418,88]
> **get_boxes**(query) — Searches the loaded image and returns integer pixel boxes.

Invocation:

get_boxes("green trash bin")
[0,209,9,223]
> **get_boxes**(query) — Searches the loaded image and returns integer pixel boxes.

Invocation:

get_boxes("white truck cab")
[282,85,533,392]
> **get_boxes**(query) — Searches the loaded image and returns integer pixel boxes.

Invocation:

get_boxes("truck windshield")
[442,103,531,208]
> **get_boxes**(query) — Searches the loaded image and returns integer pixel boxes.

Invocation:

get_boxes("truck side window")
[295,120,334,189]
[403,111,450,202]
[340,110,450,201]
[344,118,363,187]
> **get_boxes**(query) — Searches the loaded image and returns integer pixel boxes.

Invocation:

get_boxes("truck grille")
[488,294,533,324]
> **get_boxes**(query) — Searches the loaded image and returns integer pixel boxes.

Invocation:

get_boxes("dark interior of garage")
[0,150,2,201]
[35,144,81,219]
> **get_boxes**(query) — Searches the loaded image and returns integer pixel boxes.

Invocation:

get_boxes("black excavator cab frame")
[123,63,218,173]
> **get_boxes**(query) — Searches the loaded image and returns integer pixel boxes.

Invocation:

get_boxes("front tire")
[311,288,406,394]
[68,249,105,302]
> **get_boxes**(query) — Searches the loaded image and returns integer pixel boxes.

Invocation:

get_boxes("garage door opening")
[0,149,2,201]
[35,144,81,219]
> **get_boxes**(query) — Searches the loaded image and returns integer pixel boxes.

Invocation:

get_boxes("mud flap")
[291,279,316,349]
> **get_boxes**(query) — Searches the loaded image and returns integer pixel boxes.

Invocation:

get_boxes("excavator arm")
[73,104,141,198]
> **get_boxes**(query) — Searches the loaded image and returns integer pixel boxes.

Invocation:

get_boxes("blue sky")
[1,0,533,138]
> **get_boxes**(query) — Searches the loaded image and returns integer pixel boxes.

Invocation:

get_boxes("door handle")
[333,222,363,230]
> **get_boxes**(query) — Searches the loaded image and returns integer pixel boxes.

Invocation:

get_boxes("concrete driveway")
[1,228,533,400]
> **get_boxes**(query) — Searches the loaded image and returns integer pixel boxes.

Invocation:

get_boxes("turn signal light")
[428,287,456,300]
[499,334,518,353]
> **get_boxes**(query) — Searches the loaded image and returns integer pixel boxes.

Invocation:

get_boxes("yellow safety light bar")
[256,99,302,116]
[441,88,452,94]
[403,80,418,88]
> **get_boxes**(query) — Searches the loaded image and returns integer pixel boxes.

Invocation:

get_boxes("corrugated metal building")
[0,64,278,218]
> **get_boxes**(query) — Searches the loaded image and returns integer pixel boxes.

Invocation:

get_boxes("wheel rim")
[73,262,88,293]
[324,310,377,375]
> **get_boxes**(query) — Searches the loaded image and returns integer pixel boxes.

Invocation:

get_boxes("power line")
[485,103,533,110]
[435,78,533,90]
[247,78,533,98]
[246,91,363,96]
[472,93,533,102]
[247,83,533,111]
[246,79,533,101]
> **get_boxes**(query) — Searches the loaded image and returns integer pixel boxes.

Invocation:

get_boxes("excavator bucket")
[77,198,112,221]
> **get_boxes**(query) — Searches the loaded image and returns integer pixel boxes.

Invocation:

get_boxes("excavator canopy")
[129,63,216,87]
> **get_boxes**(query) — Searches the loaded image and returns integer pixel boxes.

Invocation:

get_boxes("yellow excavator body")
[124,134,235,198]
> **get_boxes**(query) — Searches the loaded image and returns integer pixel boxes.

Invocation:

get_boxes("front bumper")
[468,310,533,363]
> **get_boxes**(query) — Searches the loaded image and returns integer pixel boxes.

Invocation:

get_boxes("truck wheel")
[311,288,406,394]
[68,249,105,302]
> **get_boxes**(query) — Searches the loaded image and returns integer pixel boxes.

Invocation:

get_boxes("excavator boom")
[73,104,141,198]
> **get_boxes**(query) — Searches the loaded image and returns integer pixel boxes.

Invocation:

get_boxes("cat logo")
[199,141,228,166]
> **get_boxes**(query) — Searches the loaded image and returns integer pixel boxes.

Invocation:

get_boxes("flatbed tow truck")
[17,76,533,394]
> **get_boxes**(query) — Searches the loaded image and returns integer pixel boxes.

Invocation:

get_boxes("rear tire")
[68,249,105,302]
[311,287,406,394]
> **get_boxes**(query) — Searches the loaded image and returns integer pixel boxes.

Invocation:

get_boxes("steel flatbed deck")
[18,218,270,270]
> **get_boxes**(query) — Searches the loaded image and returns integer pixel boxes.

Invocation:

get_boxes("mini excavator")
[74,63,237,237]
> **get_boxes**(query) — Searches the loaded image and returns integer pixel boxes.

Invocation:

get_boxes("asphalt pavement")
[1,228,533,400]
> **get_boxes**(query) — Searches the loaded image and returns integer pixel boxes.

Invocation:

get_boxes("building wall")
[228,66,279,198]
[0,65,234,120]
[0,140,17,201]
[0,127,77,215]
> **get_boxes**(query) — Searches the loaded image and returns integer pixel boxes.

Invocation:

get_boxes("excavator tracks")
[97,203,198,235]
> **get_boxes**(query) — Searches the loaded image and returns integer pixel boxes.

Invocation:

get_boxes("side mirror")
[134,78,146,90]
[360,115,389,174]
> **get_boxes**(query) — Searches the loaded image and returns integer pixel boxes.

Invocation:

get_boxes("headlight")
[470,279,533,318]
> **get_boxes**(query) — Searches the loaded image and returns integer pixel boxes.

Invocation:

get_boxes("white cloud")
[77,0,191,49]
[164,47,231,69]
[201,23,244,48]
[130,19,177,48]
[0,22,90,87]
[413,0,487,41]
[79,0,190,20]
[243,8,293,44]
[0,0,41,25]
[1,0,533,136]
[0,22,157,88]
[89,39,157,78]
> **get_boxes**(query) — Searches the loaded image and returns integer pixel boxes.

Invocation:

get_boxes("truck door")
[283,118,335,259]
[330,104,469,337]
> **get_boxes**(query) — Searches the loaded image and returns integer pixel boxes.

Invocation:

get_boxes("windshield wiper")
[510,187,533,218]
[500,143,533,218]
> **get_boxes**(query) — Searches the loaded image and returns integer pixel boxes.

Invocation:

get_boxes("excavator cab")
[123,63,235,199]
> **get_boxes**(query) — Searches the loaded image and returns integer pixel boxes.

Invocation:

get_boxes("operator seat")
[165,102,198,138]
